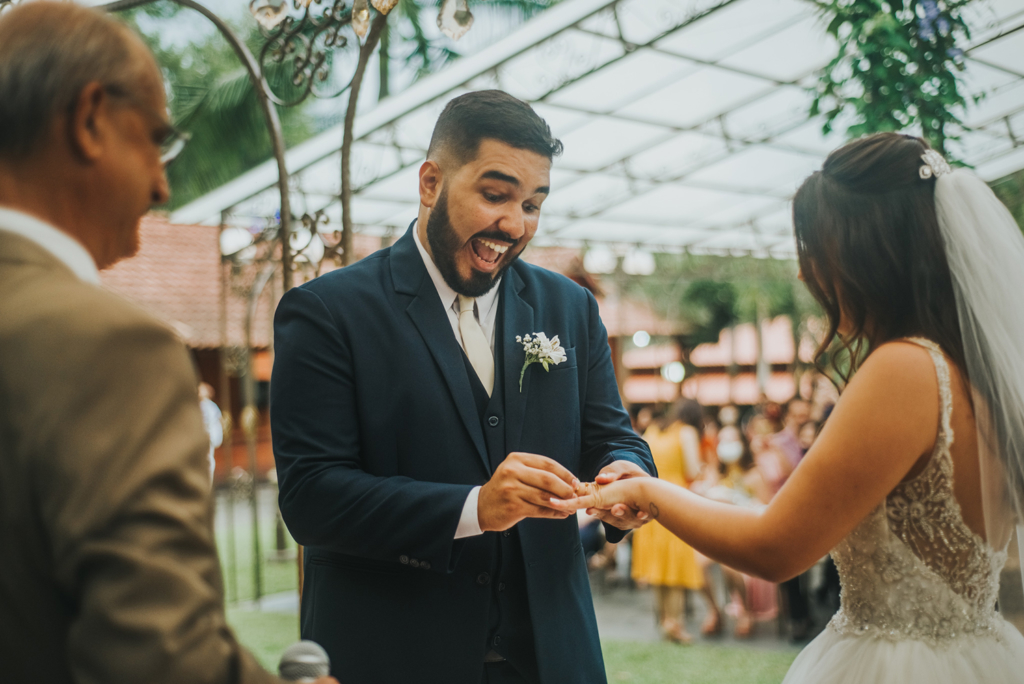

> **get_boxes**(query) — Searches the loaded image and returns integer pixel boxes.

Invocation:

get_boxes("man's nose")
[498,204,527,240]
[152,169,170,207]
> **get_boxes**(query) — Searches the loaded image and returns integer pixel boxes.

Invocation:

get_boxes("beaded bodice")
[829,339,1008,643]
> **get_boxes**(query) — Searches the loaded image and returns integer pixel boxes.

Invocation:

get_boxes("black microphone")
[278,640,331,682]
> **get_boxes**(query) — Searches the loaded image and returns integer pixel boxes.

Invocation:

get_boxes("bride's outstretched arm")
[553,342,944,582]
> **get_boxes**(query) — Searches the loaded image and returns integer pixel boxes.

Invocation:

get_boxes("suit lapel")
[391,226,490,474]
[502,267,534,455]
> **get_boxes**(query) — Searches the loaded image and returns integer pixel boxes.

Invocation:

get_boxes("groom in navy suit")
[271,90,656,684]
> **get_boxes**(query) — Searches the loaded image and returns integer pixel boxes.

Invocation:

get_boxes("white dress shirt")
[413,224,499,539]
[0,207,99,284]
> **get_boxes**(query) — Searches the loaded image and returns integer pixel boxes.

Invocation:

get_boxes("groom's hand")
[586,461,652,531]
[478,452,579,532]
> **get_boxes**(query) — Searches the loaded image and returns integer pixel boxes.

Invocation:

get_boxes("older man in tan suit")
[0,4,333,683]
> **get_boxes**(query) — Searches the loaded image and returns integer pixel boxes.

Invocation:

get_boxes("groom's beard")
[426,188,521,298]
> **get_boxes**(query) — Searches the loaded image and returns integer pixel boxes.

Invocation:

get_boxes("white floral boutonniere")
[516,332,567,391]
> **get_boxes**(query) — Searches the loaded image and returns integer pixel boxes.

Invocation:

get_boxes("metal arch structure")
[172,0,1024,259]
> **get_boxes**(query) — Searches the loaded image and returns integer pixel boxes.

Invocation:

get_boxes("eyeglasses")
[104,84,190,167]
[160,127,191,167]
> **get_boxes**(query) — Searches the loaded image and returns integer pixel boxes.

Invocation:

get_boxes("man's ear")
[68,82,108,163]
[418,159,442,209]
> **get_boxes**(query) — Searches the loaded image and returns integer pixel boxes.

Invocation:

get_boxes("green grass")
[603,641,796,684]
[227,609,798,682]
[216,493,300,603]
[226,608,299,670]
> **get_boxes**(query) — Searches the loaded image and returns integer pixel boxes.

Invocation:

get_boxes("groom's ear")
[418,159,443,208]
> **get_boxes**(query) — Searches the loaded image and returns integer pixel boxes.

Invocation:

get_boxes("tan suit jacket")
[0,229,280,684]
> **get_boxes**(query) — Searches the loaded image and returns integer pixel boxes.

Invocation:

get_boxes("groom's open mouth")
[468,236,513,273]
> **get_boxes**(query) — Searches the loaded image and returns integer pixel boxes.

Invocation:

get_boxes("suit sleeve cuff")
[454,486,483,539]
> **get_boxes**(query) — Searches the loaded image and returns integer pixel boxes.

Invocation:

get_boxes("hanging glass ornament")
[249,0,288,30]
[437,0,473,40]
[370,0,399,14]
[351,0,370,37]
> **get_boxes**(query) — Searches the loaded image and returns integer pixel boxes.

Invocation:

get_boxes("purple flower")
[936,16,950,34]
[922,0,940,21]
[947,47,965,60]
[918,18,935,41]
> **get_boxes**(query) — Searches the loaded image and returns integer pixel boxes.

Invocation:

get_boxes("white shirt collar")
[412,220,501,319]
[0,207,99,284]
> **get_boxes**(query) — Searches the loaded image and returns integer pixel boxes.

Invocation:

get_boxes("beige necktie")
[457,294,494,397]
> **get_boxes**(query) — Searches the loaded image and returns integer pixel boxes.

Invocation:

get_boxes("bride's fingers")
[549,494,598,511]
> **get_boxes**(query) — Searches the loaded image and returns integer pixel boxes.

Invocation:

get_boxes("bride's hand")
[550,479,636,514]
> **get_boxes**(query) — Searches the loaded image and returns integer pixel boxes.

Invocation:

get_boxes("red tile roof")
[101,216,272,348]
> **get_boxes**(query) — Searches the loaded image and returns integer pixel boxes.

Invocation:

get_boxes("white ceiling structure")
[172,0,1024,258]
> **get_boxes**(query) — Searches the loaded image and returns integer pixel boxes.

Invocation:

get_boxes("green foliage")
[991,170,1024,235]
[812,0,974,154]
[122,3,314,210]
[623,254,818,348]
[683,280,738,345]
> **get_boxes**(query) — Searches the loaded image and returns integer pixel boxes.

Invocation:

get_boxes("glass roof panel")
[685,147,821,194]
[655,0,810,62]
[556,117,670,170]
[358,164,421,203]
[722,86,815,141]
[625,131,730,180]
[718,15,837,83]
[696,196,789,227]
[604,184,753,223]
[971,32,1024,76]
[172,0,1024,256]
[613,0,724,45]
[541,173,639,218]
[547,51,697,113]
[495,29,625,102]
[552,219,710,245]
[617,65,773,128]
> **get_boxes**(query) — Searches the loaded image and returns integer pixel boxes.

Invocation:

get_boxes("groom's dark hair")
[427,90,563,167]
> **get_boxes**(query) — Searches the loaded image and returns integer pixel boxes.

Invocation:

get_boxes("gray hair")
[0,1,144,160]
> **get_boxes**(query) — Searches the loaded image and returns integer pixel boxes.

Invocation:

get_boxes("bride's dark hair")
[793,132,967,385]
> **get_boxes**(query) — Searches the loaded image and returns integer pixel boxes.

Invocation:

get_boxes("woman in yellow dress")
[632,399,706,643]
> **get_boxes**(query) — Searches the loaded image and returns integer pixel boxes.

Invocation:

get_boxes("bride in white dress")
[553,132,1024,682]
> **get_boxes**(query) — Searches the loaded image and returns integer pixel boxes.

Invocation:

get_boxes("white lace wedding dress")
[782,339,1024,683]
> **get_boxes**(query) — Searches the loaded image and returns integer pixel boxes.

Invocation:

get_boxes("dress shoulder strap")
[903,337,954,452]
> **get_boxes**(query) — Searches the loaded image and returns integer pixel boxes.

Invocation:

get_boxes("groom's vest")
[461,302,540,683]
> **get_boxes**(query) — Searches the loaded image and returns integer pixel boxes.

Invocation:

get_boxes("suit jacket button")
[488,415,500,427]
[477,572,491,586]
[498,582,506,592]
[421,561,431,570]
[502,531,511,538]
[493,635,502,646]
[400,555,409,564]
[410,559,420,568]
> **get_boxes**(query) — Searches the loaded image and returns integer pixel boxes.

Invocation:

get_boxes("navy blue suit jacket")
[271,226,655,683]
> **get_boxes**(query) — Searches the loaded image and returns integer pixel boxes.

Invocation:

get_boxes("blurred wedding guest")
[632,404,654,435]
[773,399,811,468]
[700,415,720,471]
[199,382,224,481]
[0,5,333,683]
[751,410,813,640]
[798,421,819,456]
[632,400,705,643]
[746,414,793,497]
[693,425,774,638]
[774,401,816,640]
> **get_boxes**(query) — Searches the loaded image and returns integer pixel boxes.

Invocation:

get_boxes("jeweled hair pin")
[919,149,952,180]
